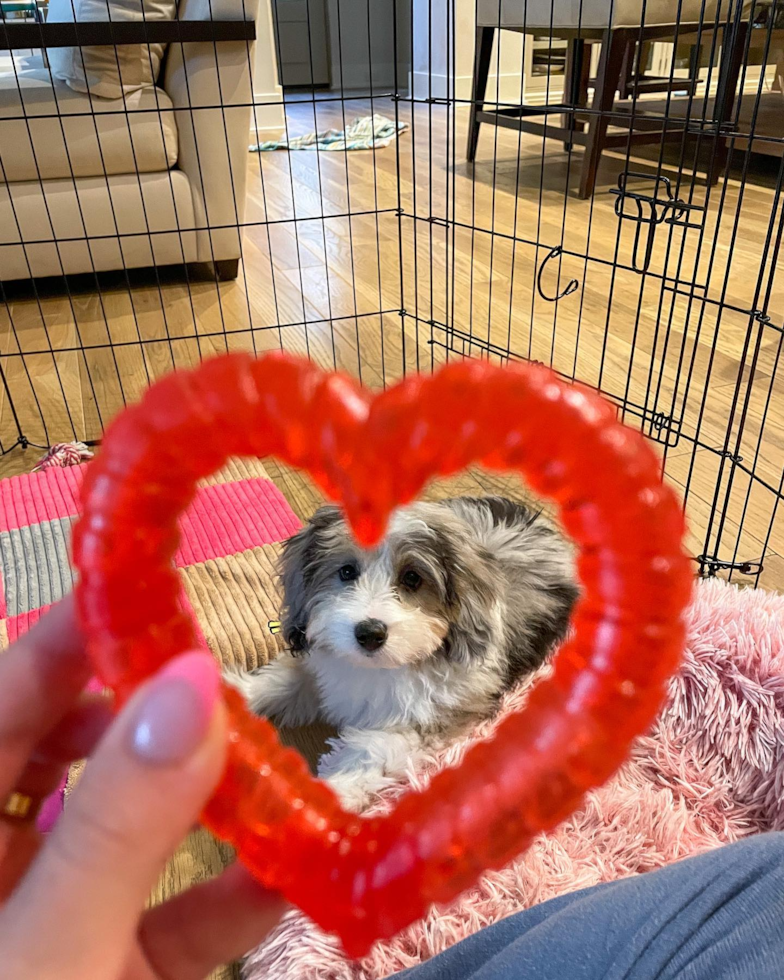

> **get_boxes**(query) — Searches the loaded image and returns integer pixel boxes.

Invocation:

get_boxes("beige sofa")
[0,0,258,281]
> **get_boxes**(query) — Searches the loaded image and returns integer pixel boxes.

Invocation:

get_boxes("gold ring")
[1,791,42,823]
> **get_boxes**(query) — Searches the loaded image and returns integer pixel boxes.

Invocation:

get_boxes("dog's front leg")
[318,727,427,812]
[224,654,321,726]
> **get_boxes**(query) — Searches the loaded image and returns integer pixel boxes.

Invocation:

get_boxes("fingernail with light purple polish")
[129,652,220,765]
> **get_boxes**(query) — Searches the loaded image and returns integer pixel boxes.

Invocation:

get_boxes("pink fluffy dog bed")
[242,578,784,980]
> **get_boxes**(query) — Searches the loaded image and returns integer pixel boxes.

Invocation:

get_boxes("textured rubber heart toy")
[73,352,692,957]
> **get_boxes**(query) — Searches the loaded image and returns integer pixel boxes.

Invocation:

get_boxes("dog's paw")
[324,772,372,813]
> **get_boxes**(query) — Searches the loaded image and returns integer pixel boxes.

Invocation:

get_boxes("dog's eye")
[400,569,423,592]
[338,563,359,582]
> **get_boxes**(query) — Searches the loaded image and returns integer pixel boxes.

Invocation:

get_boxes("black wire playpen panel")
[0,0,783,587]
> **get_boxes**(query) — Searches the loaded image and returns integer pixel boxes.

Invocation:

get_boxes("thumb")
[3,651,226,978]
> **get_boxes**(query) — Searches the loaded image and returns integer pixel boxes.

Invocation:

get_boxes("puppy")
[229,496,577,811]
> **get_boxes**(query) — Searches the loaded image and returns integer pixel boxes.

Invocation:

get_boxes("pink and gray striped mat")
[0,457,301,828]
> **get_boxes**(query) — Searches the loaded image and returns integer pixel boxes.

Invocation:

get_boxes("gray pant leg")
[395,833,784,980]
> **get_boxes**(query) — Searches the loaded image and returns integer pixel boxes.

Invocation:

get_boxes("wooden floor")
[1,94,783,593]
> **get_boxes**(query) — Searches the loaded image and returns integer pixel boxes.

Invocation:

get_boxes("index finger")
[0,597,91,803]
[139,863,285,980]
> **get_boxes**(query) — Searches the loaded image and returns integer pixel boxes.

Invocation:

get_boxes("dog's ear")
[435,527,497,665]
[279,505,342,654]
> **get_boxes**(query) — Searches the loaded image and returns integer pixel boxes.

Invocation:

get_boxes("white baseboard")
[412,69,493,101]
[411,69,555,105]
[250,92,285,136]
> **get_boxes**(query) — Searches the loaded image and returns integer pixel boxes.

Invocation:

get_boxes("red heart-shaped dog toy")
[73,352,691,957]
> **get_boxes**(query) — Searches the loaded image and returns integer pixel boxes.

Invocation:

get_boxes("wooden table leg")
[467,25,495,162]
[563,37,589,151]
[579,29,627,199]
[708,20,748,186]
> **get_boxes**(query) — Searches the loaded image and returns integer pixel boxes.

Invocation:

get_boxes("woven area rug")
[242,578,784,980]
[0,456,301,829]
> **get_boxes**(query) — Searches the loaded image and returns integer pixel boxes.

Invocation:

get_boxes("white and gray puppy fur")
[229,496,578,811]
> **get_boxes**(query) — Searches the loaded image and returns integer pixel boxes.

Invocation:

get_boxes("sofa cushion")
[46,0,177,100]
[0,63,178,182]
[0,169,198,279]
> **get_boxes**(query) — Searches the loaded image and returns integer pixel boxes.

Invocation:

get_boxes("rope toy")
[72,352,691,957]
[33,441,93,472]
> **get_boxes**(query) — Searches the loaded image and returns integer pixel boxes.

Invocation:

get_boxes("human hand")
[0,598,284,979]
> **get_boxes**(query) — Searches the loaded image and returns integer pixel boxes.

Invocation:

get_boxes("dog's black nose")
[354,619,388,652]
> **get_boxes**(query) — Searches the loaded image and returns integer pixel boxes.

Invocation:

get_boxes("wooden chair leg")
[563,37,588,151]
[686,42,701,96]
[708,21,748,186]
[578,29,627,200]
[773,52,784,92]
[618,39,635,97]
[466,26,495,162]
